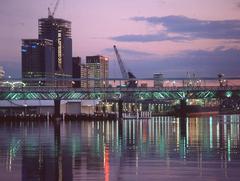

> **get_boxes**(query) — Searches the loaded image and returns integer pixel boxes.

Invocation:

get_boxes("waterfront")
[0,115,240,181]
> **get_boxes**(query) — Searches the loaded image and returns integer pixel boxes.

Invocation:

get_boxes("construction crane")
[113,45,138,88]
[48,0,60,18]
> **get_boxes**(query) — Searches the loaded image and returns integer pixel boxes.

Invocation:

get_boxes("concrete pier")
[54,99,61,118]
[118,99,123,119]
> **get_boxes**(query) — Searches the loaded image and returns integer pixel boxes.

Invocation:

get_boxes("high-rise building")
[153,73,164,88]
[72,57,81,88]
[21,39,55,85]
[38,17,72,77]
[86,55,109,88]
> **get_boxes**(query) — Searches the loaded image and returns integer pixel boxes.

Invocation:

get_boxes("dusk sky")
[1,0,240,78]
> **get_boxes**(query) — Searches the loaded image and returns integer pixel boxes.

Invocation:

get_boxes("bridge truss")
[0,87,238,101]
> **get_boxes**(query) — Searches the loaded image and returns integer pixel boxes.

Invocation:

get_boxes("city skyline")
[1,0,240,78]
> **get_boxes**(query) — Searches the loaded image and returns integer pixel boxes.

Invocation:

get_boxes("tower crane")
[48,0,60,18]
[113,45,138,88]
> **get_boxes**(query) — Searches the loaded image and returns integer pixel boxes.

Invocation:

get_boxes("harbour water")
[0,115,240,180]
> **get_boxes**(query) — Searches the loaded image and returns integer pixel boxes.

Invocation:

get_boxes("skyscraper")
[38,17,72,77]
[86,55,109,88]
[21,39,55,85]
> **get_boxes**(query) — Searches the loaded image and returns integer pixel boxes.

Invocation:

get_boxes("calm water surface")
[0,115,240,181]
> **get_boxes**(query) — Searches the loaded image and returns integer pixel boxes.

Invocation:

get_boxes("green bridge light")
[225,91,233,98]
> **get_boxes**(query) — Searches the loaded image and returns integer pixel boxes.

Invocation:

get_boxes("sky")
[1,0,240,78]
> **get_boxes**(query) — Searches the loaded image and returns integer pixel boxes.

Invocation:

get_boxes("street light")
[172,81,176,87]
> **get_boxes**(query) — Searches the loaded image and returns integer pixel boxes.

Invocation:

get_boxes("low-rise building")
[153,73,164,88]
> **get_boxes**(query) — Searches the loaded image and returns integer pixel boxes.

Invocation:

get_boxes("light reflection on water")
[0,115,240,181]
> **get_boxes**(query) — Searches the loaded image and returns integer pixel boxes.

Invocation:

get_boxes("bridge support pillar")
[118,99,123,119]
[180,99,187,113]
[179,116,186,138]
[54,99,61,118]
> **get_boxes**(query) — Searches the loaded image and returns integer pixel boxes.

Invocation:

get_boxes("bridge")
[0,77,240,101]
[0,86,239,100]
[1,77,240,117]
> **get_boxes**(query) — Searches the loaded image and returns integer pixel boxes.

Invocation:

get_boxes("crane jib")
[113,45,138,88]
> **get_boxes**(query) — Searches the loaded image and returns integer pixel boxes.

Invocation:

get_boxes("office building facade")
[80,64,90,88]
[86,55,109,88]
[21,39,55,85]
[38,17,72,77]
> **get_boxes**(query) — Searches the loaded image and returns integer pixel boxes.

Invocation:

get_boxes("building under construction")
[38,16,72,77]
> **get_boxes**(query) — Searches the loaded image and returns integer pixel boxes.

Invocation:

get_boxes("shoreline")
[0,111,239,122]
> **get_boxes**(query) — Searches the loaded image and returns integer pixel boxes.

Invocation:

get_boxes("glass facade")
[21,39,55,85]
